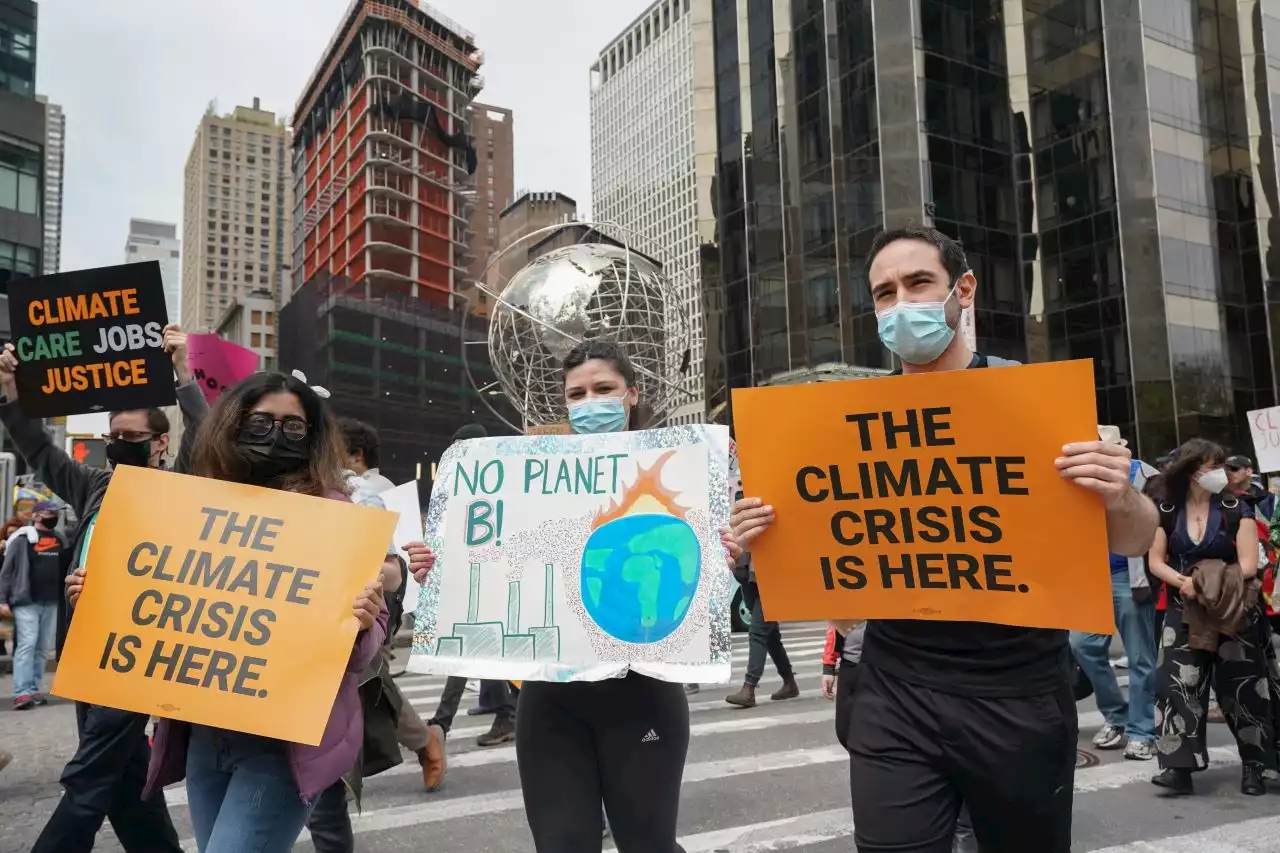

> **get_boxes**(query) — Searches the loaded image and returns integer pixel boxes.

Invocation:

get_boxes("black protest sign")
[7,262,175,417]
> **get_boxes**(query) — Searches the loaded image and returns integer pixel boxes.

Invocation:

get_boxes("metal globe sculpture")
[469,233,689,429]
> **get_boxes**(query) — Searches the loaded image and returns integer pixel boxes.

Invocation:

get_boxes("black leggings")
[516,673,689,852]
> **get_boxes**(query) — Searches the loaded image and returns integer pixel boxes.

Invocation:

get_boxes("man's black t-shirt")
[860,352,1071,697]
[28,530,68,603]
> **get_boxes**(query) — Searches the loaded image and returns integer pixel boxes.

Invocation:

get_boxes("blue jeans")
[744,587,794,687]
[1070,571,1157,741]
[13,601,57,697]
[186,726,312,853]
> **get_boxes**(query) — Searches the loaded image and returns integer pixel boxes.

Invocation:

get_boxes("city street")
[3,623,1279,852]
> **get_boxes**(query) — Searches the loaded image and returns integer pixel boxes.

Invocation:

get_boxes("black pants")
[1155,594,1279,773]
[836,664,979,853]
[32,703,182,853]
[308,780,354,853]
[516,673,689,853]
[743,582,793,687]
[429,677,516,734]
[847,664,1075,853]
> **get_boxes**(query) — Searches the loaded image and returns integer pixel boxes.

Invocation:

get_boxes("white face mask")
[1195,468,1229,494]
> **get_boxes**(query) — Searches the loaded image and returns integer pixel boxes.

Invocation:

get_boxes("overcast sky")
[34,0,650,273]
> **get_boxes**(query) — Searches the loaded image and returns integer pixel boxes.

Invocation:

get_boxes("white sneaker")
[1093,724,1125,750]
[1124,739,1155,760]
[1111,656,1129,669]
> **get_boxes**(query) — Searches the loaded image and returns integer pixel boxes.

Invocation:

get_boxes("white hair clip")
[291,369,331,400]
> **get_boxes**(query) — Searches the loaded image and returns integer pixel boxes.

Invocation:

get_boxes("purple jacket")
[144,496,389,802]
[144,603,387,802]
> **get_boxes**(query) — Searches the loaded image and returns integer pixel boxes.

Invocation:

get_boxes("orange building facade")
[290,0,483,307]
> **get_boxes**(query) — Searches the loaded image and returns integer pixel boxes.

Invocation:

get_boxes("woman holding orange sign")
[59,370,433,853]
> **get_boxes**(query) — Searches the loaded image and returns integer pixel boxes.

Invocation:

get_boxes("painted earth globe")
[580,513,702,644]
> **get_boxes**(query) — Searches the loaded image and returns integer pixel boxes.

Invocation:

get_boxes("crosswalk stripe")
[619,807,854,853]
[1085,815,1280,852]
[393,660,835,709]
[605,784,1271,853]
[174,735,1219,847]
[163,708,840,807]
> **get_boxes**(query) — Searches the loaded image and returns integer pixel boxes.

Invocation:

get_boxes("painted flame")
[591,450,688,530]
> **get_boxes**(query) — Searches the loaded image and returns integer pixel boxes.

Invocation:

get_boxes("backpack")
[1157,496,1242,549]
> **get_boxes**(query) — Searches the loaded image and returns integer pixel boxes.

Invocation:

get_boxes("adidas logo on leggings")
[641,729,660,743]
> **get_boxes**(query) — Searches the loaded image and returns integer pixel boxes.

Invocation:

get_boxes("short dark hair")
[452,423,488,442]
[865,226,969,285]
[108,407,170,434]
[339,417,379,469]
[562,339,637,387]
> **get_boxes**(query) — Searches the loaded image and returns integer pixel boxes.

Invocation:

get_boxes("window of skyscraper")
[0,140,41,215]
[0,239,38,289]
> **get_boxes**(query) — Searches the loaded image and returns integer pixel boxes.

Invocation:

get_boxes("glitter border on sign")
[409,425,734,681]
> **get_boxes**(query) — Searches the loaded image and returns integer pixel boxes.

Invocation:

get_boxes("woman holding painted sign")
[135,371,390,853]
[408,339,741,853]
[1147,439,1278,797]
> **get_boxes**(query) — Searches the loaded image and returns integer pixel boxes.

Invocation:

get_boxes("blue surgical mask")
[875,285,959,365]
[569,397,628,434]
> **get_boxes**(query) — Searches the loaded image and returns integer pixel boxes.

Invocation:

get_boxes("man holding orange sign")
[731,227,1158,853]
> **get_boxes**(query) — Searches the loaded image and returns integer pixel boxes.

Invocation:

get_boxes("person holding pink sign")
[185,333,260,405]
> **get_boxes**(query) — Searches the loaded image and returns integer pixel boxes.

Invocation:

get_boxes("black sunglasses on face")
[242,412,309,441]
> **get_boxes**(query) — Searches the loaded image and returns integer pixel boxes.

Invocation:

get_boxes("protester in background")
[1148,439,1275,796]
[338,417,439,785]
[0,500,70,710]
[134,371,386,853]
[340,417,397,496]
[1227,455,1276,522]
[410,341,741,852]
[1069,428,1160,760]
[0,513,28,660]
[724,563,799,707]
[0,327,201,853]
[732,227,1157,852]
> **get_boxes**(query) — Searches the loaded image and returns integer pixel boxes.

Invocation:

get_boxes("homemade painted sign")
[7,262,175,417]
[409,426,735,683]
[1248,406,1280,474]
[51,465,397,745]
[731,360,1112,633]
[187,334,260,404]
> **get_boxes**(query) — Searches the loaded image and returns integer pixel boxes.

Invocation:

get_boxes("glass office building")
[704,0,1280,460]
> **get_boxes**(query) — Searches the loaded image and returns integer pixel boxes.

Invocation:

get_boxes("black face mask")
[106,439,152,469]
[37,515,58,529]
[236,429,310,487]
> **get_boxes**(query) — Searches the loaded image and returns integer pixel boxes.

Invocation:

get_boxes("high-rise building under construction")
[280,0,515,500]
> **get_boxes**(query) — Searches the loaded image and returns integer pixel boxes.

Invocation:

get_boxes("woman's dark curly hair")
[1150,437,1227,506]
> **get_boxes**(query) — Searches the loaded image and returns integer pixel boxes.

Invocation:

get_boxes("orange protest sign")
[731,360,1113,633]
[52,465,397,745]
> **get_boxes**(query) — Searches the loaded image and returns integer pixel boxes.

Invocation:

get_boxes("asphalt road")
[3,623,1279,852]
